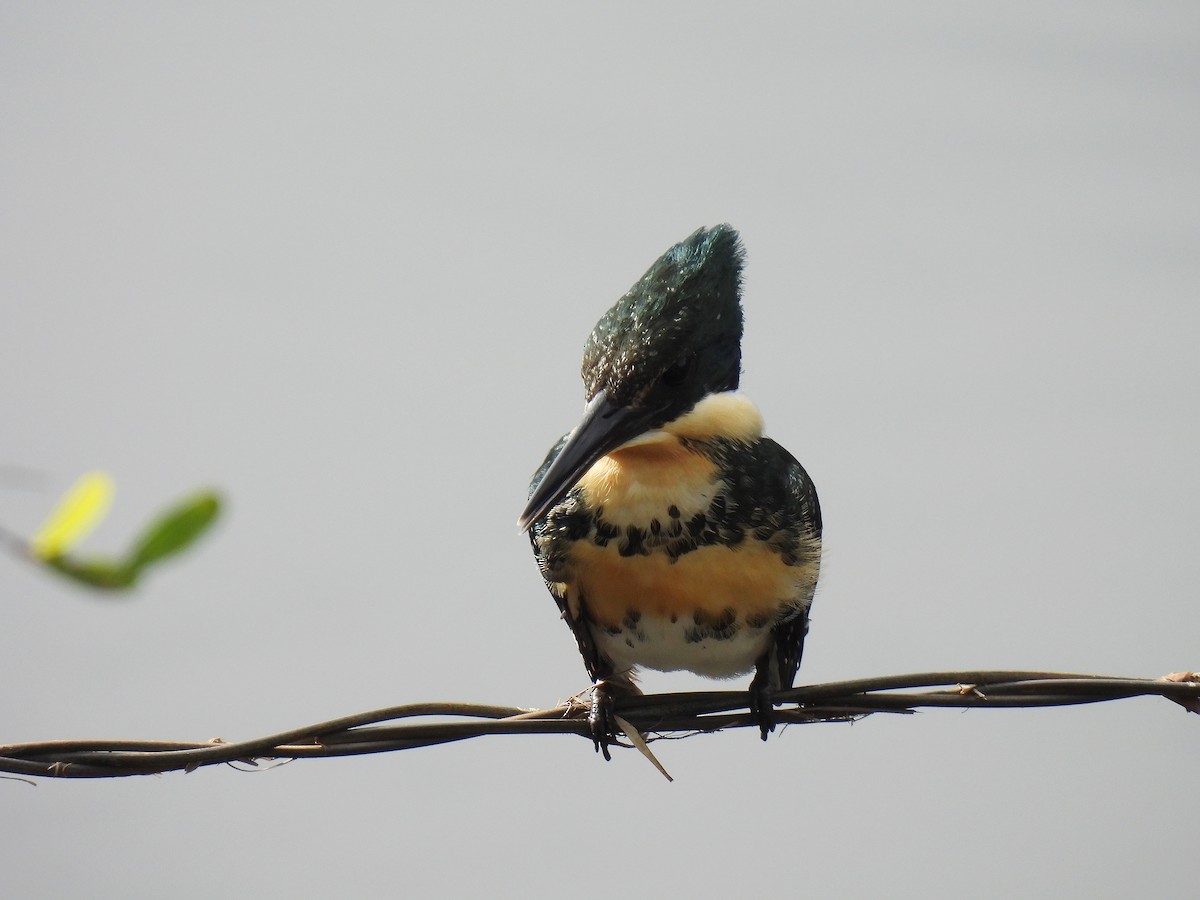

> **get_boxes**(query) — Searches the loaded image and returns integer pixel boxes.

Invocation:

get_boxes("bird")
[518,224,822,759]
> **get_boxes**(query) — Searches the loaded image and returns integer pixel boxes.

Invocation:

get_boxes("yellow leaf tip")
[30,471,116,560]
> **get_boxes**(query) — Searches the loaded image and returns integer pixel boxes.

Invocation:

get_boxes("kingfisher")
[518,225,822,758]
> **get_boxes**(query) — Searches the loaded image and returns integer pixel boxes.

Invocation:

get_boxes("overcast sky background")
[2,3,1198,898]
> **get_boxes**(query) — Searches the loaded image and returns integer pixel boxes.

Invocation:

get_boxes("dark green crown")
[581,224,745,414]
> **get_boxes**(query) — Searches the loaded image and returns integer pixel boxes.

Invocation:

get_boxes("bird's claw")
[589,681,617,760]
[749,676,776,742]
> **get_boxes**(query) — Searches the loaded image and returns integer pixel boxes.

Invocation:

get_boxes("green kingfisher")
[518,225,822,758]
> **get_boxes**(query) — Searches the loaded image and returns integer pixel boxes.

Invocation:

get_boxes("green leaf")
[43,555,137,590]
[126,492,222,573]
[36,490,222,592]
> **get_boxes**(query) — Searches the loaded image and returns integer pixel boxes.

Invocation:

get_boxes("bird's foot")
[749,674,776,742]
[589,681,618,761]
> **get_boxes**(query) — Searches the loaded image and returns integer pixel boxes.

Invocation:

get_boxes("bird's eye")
[660,356,693,387]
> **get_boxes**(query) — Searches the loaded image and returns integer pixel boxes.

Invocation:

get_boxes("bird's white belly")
[592,613,773,679]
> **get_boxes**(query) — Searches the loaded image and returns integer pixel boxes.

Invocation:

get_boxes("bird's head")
[519,224,745,531]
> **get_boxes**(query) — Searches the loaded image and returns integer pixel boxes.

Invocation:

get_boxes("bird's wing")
[768,438,822,689]
[721,436,822,690]
[526,435,614,684]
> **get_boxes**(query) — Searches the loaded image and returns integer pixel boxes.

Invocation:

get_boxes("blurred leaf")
[27,489,222,593]
[126,492,221,572]
[29,471,115,560]
[42,555,136,590]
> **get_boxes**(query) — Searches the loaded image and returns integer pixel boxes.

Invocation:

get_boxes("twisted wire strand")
[2,670,1195,779]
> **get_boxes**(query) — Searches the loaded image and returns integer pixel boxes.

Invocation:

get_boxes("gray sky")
[3,3,1198,897]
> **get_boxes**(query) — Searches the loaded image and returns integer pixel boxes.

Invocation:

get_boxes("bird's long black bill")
[518,390,661,532]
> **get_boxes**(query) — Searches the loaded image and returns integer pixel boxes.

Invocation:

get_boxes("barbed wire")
[2,669,1195,781]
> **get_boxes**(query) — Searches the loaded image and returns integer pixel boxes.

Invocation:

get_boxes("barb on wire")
[1,669,1195,780]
